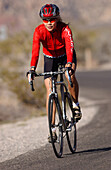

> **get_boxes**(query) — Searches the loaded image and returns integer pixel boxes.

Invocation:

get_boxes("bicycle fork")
[60,85,68,132]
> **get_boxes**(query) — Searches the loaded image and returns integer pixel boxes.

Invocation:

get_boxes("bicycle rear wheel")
[48,94,63,158]
[65,92,77,153]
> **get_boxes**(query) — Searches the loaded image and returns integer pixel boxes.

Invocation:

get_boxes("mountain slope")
[0,0,111,33]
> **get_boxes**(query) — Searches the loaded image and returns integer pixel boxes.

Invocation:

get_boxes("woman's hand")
[65,63,75,76]
[27,69,36,82]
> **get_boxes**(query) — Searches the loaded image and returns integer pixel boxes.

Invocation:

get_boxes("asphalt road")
[0,70,111,170]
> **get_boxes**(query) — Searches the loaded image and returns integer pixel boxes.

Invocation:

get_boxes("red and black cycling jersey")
[30,22,74,68]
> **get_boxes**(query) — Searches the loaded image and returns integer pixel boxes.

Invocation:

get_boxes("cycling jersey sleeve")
[62,26,74,63]
[30,28,40,69]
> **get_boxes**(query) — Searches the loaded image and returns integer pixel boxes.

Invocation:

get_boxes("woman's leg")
[65,63,82,119]
[44,77,56,125]
[65,63,79,103]
[44,78,51,116]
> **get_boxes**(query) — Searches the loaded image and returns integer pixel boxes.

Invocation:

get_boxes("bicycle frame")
[28,65,73,131]
[49,66,70,129]
[27,65,77,157]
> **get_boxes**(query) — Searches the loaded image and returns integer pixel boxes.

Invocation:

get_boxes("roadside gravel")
[0,97,99,163]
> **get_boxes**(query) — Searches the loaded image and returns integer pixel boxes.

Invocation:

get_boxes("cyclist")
[28,4,82,140]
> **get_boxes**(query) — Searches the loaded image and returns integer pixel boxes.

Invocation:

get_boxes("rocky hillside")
[0,0,111,33]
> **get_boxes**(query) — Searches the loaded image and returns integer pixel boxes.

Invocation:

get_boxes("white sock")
[73,102,79,108]
[52,127,56,132]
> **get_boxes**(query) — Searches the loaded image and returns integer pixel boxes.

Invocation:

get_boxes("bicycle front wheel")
[65,92,77,153]
[48,94,63,158]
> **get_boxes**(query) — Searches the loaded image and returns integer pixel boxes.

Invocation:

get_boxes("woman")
[28,4,82,140]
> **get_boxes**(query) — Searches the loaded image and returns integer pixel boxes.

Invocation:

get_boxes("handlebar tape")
[66,69,73,88]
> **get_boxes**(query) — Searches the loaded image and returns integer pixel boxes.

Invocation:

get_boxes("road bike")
[27,65,77,158]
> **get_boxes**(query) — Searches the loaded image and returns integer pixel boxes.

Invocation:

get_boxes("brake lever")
[30,80,35,91]
[28,73,35,91]
[66,68,73,88]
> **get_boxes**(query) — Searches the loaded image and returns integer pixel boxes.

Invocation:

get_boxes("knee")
[44,78,51,95]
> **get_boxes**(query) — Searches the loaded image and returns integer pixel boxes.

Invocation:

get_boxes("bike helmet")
[39,4,60,19]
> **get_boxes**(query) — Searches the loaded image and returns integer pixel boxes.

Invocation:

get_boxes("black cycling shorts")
[44,50,77,79]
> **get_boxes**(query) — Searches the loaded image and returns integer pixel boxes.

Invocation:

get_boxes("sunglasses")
[43,18,56,23]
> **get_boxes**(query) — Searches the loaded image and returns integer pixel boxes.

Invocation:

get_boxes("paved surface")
[0,70,111,170]
[0,97,98,162]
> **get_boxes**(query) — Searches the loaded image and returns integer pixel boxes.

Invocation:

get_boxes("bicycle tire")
[48,94,63,158]
[65,92,77,153]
